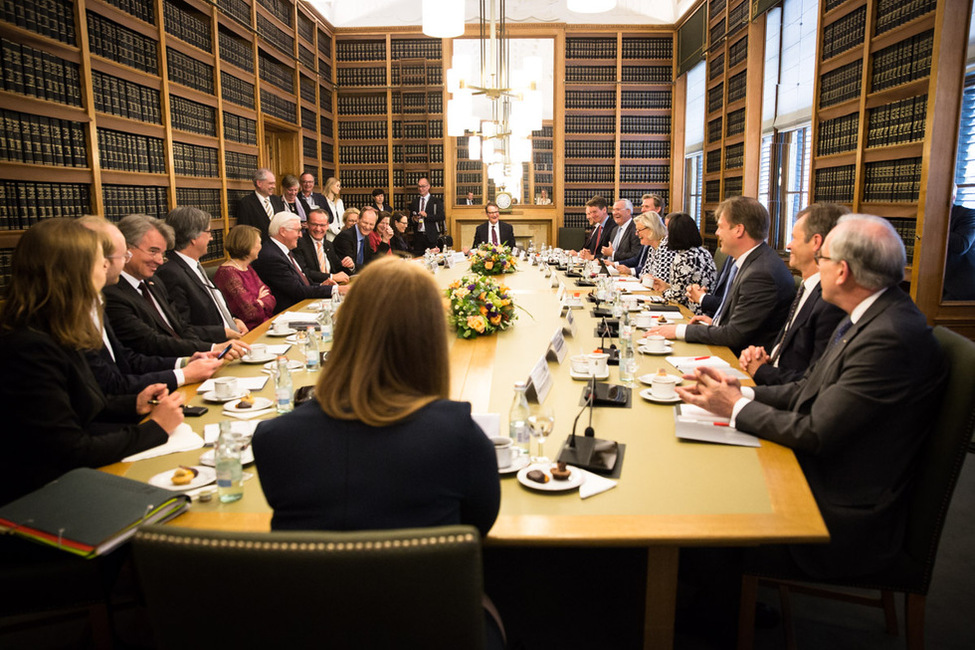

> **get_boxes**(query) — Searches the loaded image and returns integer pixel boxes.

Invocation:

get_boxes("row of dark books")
[564,189,611,206]
[321,143,334,162]
[565,165,615,184]
[620,66,671,84]
[620,165,669,184]
[708,118,723,144]
[300,75,316,103]
[728,35,748,69]
[708,83,724,113]
[814,165,856,203]
[301,107,316,132]
[163,0,211,52]
[170,95,216,137]
[336,169,388,189]
[259,52,294,94]
[871,30,933,93]
[303,136,317,158]
[394,169,444,188]
[390,65,441,86]
[886,217,917,262]
[709,0,727,17]
[819,60,863,108]
[297,14,314,44]
[0,110,87,167]
[563,213,587,229]
[175,187,222,217]
[727,1,749,39]
[457,159,481,171]
[87,11,158,75]
[0,248,10,293]
[340,145,388,164]
[226,150,259,181]
[318,31,332,58]
[706,149,722,173]
[217,0,250,28]
[710,19,726,48]
[0,181,91,230]
[201,228,225,263]
[336,40,385,62]
[875,0,937,35]
[391,92,442,114]
[703,210,717,235]
[534,126,554,138]
[817,112,860,156]
[298,44,314,70]
[866,94,928,148]
[566,90,615,110]
[168,48,214,94]
[705,180,721,203]
[92,71,161,124]
[260,88,296,123]
[256,14,293,58]
[710,53,724,80]
[337,67,387,88]
[727,71,747,103]
[565,66,617,83]
[566,115,615,134]
[456,172,481,184]
[227,188,252,218]
[724,176,743,198]
[97,128,166,174]
[726,108,746,137]
[321,116,334,137]
[338,193,373,209]
[621,115,671,135]
[622,37,673,60]
[222,72,255,109]
[565,38,617,60]
[863,157,922,203]
[534,151,556,164]
[338,94,387,115]
[567,36,673,61]
[724,143,744,170]
[2,0,75,45]
[1,39,82,107]
[392,120,443,139]
[259,0,293,28]
[390,39,441,61]
[823,0,846,12]
[219,29,254,73]
[172,142,218,177]
[822,6,865,61]
[338,120,386,140]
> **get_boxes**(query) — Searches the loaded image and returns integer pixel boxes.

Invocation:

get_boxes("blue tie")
[829,316,853,348]
[357,237,364,266]
[711,263,739,325]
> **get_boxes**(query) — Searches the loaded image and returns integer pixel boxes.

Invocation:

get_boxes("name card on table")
[525,355,553,404]
[561,308,577,337]
[556,281,566,301]
[551,272,561,289]
[546,328,568,364]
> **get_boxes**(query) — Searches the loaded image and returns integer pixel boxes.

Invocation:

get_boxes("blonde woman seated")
[614,211,675,281]
[213,225,276,330]
[342,207,360,230]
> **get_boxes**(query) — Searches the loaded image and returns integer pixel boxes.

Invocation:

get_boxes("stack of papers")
[122,424,205,462]
[674,404,760,447]
[667,355,749,379]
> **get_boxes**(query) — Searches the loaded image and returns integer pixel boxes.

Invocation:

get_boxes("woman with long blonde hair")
[322,176,345,241]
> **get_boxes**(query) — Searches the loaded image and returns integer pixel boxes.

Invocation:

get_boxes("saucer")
[201,390,247,403]
[224,397,274,412]
[498,454,531,475]
[148,466,216,491]
[241,353,278,364]
[267,327,296,337]
[517,463,585,491]
[569,367,610,380]
[639,388,682,404]
[638,345,673,356]
[638,374,683,387]
[263,359,304,372]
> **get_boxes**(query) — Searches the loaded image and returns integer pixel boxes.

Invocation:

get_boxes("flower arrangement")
[446,274,517,338]
[469,243,517,275]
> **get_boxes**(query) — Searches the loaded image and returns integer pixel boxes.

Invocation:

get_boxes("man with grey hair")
[103,214,249,357]
[236,167,285,237]
[251,212,348,312]
[156,206,248,337]
[601,199,641,262]
[677,214,948,580]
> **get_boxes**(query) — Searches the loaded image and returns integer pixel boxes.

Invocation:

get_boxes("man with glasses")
[252,212,348,312]
[299,172,327,212]
[293,208,353,284]
[472,202,515,248]
[103,214,249,357]
[409,177,445,254]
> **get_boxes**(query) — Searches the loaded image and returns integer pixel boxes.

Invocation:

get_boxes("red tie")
[590,224,603,253]
[288,252,310,285]
[491,226,498,245]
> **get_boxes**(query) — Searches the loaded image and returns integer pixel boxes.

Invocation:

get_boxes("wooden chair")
[737,326,975,650]
[132,524,486,650]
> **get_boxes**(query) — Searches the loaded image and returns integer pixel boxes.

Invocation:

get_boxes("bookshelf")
[562,30,674,229]
[0,0,336,269]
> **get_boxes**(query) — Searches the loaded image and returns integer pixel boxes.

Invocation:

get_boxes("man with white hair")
[251,212,348,312]
[236,167,285,237]
[600,199,642,263]
[677,214,948,580]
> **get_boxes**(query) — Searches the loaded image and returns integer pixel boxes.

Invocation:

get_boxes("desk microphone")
[558,376,620,474]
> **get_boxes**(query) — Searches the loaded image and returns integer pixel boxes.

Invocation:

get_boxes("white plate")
[241,353,278,364]
[224,397,274,412]
[263,359,304,372]
[498,454,531,475]
[267,327,296,337]
[569,367,610,381]
[201,390,248,403]
[639,388,682,404]
[638,374,683,387]
[148,466,216,491]
[638,345,673,356]
[305,302,322,311]
[517,463,585,492]
[199,446,255,466]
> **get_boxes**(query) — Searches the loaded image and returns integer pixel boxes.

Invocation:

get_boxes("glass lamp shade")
[422,0,465,38]
[567,0,617,13]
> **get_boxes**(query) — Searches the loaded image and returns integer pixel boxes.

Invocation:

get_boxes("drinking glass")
[528,404,555,464]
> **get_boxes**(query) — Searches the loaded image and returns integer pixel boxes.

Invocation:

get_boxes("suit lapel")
[779,284,819,352]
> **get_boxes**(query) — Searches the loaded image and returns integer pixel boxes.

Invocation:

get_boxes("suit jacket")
[85,319,181,395]
[409,194,446,251]
[700,255,735,316]
[103,277,222,356]
[604,219,642,262]
[236,193,285,237]
[155,254,229,331]
[737,288,948,579]
[292,234,344,283]
[301,191,327,211]
[472,220,515,248]
[0,328,167,505]
[251,238,333,312]
[281,195,312,221]
[752,281,846,385]
[333,227,389,272]
[583,217,614,255]
[685,242,795,356]
[371,201,392,215]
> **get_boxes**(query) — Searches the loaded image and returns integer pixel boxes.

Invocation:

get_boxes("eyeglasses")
[814,251,839,264]
[131,245,166,261]
[486,211,500,216]
[635,226,648,234]
[108,250,134,262]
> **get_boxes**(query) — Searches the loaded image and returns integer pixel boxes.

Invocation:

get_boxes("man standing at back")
[472,202,515,248]
[650,196,794,356]
[236,168,285,237]
[410,177,445,254]
[299,172,327,212]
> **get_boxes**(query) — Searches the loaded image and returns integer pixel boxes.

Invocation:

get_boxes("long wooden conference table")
[104,260,828,650]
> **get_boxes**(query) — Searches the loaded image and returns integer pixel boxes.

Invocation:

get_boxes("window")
[683,60,706,223]
[685,152,703,224]
[954,73,975,207]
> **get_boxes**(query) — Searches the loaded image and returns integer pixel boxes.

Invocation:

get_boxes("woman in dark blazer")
[0,219,184,506]
[389,210,412,255]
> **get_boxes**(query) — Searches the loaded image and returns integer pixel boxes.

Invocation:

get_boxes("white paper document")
[673,406,760,447]
[122,423,205,462]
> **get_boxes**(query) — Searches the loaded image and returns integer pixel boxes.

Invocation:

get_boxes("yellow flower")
[479,305,488,316]
[452,287,470,299]
[467,315,486,333]
[489,314,501,326]
[484,261,494,270]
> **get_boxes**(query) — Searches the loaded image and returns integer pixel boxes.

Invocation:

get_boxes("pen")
[693,356,710,361]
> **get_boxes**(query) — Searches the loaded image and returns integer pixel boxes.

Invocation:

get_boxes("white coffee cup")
[641,274,655,288]
[272,319,289,333]
[491,436,517,468]
[635,312,652,328]
[249,343,268,358]
[645,335,668,353]
[570,354,590,374]
[650,374,678,399]
[587,352,610,376]
[214,377,239,399]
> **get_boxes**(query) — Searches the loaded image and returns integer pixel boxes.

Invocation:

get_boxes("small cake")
[526,469,550,484]
[657,315,668,324]
[171,466,198,486]
[551,462,571,481]
[236,392,254,409]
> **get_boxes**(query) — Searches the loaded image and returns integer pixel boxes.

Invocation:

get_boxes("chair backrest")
[558,226,586,251]
[133,524,485,650]
[904,326,975,587]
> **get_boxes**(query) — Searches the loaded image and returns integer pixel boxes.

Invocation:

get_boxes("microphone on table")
[557,376,620,474]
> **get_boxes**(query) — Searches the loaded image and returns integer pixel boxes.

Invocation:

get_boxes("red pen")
[693,356,710,361]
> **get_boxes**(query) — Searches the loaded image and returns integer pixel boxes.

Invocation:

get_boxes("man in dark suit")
[300,172,328,212]
[460,190,475,206]
[472,202,515,248]
[333,206,390,273]
[156,206,248,336]
[293,208,353,284]
[739,203,848,385]
[409,177,445,253]
[103,214,248,358]
[601,199,642,262]
[252,212,346,312]
[578,195,614,259]
[678,214,948,580]
[651,196,795,356]
[235,168,285,237]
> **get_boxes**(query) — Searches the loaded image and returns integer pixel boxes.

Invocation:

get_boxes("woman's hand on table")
[148,389,185,434]
[652,277,669,291]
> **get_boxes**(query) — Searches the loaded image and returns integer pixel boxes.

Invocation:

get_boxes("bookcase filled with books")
[0,0,337,286]
[562,30,674,230]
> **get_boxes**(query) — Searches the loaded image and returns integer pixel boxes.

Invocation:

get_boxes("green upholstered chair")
[737,326,975,650]
[132,524,486,650]
[558,226,586,251]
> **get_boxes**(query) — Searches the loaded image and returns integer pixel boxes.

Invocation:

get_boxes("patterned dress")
[662,246,717,314]
[641,237,677,281]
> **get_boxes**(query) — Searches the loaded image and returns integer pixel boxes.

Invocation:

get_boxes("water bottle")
[274,356,293,413]
[215,421,243,503]
[331,288,342,312]
[618,326,637,386]
[304,325,320,370]
[612,289,624,319]
[318,306,333,343]
[508,382,531,454]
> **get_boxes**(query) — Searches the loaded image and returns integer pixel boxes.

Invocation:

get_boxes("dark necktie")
[491,225,499,245]
[357,237,365,266]
[770,283,806,363]
[588,223,603,253]
[828,316,853,349]
[139,281,179,338]
[288,252,310,286]
[711,263,739,326]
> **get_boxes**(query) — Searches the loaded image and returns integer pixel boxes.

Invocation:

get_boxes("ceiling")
[307,0,700,28]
